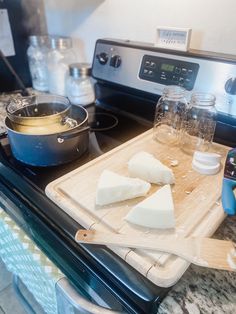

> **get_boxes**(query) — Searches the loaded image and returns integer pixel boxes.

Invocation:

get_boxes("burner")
[88,113,118,131]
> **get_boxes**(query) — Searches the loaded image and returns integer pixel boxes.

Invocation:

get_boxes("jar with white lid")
[47,36,76,96]
[66,63,95,106]
[27,35,49,92]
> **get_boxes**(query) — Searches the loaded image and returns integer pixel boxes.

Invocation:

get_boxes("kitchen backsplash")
[44,0,236,62]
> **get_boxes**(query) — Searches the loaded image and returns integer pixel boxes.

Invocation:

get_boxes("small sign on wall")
[0,9,15,56]
[155,27,192,52]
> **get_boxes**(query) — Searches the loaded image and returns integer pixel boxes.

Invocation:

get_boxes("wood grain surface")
[46,129,229,287]
[76,230,236,272]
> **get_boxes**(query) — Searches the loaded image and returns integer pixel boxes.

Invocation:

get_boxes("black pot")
[5,105,89,167]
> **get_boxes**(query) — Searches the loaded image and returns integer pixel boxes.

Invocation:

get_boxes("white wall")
[44,0,236,62]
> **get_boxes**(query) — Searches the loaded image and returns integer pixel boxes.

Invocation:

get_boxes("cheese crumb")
[170,159,179,167]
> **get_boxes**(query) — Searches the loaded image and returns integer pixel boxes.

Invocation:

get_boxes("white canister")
[47,36,76,96]
[66,63,95,106]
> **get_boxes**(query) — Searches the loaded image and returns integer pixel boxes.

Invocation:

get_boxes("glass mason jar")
[27,35,49,92]
[180,92,217,154]
[153,85,188,145]
[66,63,95,106]
[47,36,76,96]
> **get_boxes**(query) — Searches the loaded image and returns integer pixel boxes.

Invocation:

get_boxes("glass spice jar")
[27,35,49,92]
[153,85,188,145]
[66,63,95,106]
[180,92,217,154]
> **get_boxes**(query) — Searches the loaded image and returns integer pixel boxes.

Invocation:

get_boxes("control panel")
[92,39,236,117]
[139,55,199,90]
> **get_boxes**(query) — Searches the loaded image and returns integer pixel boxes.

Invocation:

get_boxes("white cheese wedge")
[125,185,175,229]
[95,170,151,206]
[128,151,175,185]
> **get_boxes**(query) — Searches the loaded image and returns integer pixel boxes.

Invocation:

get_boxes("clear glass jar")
[66,63,95,106]
[153,85,188,145]
[47,36,76,96]
[180,92,217,154]
[27,35,49,92]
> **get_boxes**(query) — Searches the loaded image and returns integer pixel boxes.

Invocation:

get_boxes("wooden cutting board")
[46,129,228,287]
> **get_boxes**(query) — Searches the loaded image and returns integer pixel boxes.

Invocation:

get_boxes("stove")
[0,100,165,314]
[0,38,236,314]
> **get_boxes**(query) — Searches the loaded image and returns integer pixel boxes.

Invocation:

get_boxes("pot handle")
[62,117,78,128]
[57,126,90,143]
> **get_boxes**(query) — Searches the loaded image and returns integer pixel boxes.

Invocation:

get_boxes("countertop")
[0,91,236,314]
[158,215,236,314]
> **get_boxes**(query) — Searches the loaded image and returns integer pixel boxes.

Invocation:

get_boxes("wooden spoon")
[75,229,236,272]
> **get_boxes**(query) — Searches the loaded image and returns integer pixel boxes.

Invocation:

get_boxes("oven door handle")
[56,277,123,314]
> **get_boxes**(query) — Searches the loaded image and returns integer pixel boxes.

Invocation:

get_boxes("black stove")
[0,94,168,313]
[0,38,236,314]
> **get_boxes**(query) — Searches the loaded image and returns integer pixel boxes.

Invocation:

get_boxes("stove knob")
[96,52,109,65]
[225,77,236,95]
[110,55,122,68]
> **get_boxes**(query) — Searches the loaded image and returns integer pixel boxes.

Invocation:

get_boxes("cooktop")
[0,101,170,314]
[0,103,151,190]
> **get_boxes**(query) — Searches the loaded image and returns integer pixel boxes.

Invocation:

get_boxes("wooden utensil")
[75,230,236,272]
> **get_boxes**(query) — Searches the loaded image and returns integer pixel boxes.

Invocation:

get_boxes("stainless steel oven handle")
[56,277,123,314]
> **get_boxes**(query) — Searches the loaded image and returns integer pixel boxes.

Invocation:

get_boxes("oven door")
[0,183,126,314]
[56,278,122,314]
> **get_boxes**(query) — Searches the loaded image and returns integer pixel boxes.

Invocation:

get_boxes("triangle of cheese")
[125,184,175,229]
[96,170,151,206]
[128,151,175,185]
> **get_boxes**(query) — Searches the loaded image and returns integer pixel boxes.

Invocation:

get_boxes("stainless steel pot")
[5,105,89,167]
[6,94,77,135]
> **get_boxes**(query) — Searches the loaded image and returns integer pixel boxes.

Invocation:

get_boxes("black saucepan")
[5,105,89,167]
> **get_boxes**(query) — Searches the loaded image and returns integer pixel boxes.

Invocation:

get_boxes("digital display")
[161,63,175,72]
